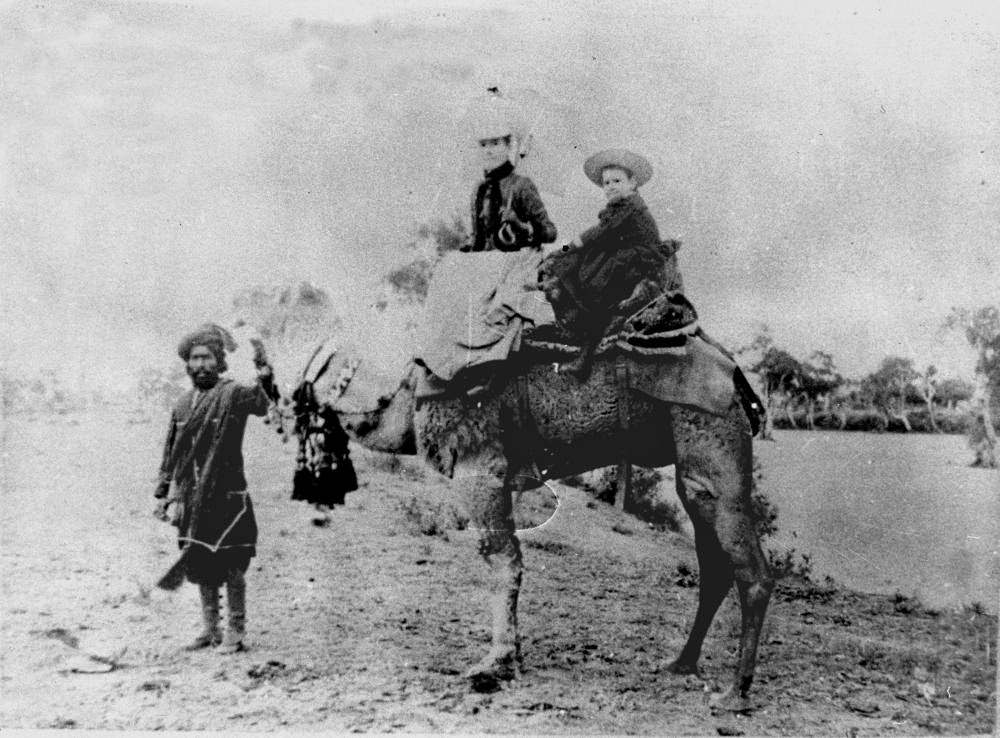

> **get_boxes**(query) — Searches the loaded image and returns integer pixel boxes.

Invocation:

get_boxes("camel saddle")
[412,250,763,428]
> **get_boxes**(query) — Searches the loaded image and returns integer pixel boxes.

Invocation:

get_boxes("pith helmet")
[583,148,653,187]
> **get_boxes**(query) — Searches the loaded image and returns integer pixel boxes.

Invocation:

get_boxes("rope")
[176,493,251,554]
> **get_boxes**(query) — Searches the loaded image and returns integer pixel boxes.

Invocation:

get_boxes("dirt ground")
[1,409,996,735]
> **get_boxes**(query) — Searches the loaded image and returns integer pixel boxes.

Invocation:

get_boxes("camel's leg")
[666,514,734,675]
[669,402,774,711]
[455,457,523,691]
[724,576,772,709]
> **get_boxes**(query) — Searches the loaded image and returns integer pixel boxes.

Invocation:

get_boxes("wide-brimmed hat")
[583,148,653,187]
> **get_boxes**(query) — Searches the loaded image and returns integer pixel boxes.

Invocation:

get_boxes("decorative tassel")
[336,456,359,495]
[291,466,315,502]
[316,466,344,506]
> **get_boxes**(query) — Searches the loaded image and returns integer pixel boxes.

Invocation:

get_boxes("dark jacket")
[466,162,558,252]
[157,378,269,584]
[158,379,268,495]
[574,192,665,313]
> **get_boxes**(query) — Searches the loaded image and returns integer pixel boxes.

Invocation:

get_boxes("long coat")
[467,162,558,252]
[575,192,664,310]
[157,378,269,585]
[549,192,665,338]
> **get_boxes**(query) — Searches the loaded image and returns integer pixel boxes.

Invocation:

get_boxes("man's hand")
[153,498,169,522]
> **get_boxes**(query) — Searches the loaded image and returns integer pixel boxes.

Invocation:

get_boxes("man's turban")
[177,324,237,371]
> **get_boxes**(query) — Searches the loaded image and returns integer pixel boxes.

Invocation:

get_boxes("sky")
[2,0,998,395]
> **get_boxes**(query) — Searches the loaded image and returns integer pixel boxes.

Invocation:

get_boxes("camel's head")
[338,369,418,454]
[292,360,419,455]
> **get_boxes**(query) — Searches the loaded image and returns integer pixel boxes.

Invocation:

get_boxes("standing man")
[154,324,274,653]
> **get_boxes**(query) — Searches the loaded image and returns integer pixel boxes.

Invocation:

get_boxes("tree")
[415,213,469,256]
[384,214,469,303]
[828,379,861,430]
[935,377,974,410]
[798,351,843,430]
[746,331,804,437]
[945,306,1000,467]
[861,356,918,431]
[230,282,339,348]
[914,364,940,432]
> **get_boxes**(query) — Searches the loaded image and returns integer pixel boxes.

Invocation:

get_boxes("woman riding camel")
[554,148,666,379]
[462,100,557,252]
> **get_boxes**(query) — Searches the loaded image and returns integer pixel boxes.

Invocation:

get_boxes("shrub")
[773,404,975,434]
[808,411,843,430]
[136,365,187,411]
[567,466,683,532]
[0,369,90,414]
[383,214,470,303]
[385,259,435,303]
[933,407,971,434]
[750,458,814,580]
[903,407,967,434]
[394,493,468,537]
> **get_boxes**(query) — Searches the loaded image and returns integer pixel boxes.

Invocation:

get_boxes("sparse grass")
[963,600,988,617]
[394,492,468,538]
[367,452,403,474]
[828,632,943,674]
[892,591,926,615]
[523,539,575,555]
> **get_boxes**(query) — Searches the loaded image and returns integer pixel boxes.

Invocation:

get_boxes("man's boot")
[218,568,246,654]
[186,584,222,650]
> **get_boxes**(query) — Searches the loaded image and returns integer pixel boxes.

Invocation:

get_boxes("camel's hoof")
[465,653,518,693]
[709,687,752,714]
[665,659,700,676]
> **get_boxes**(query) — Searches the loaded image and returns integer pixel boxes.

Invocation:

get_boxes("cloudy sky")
[2,0,997,391]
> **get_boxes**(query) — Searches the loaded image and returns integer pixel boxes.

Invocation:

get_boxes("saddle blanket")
[413,250,555,383]
[412,250,740,417]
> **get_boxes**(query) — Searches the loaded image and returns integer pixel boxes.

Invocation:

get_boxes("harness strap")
[615,354,630,432]
[331,358,361,401]
[511,373,547,481]
[310,350,340,385]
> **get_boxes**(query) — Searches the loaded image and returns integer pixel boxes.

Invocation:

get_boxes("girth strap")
[508,373,548,481]
[615,354,630,432]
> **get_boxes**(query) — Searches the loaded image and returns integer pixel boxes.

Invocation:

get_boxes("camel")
[300,346,775,712]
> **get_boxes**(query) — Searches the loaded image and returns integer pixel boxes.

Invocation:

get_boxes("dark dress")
[466,160,558,252]
[555,192,665,337]
[157,378,269,585]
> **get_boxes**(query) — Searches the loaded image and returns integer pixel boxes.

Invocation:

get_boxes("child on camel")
[550,148,666,379]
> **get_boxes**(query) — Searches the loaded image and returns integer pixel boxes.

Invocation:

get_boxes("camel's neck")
[338,378,417,455]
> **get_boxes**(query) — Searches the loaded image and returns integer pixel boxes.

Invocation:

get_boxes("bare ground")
[0,410,996,734]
